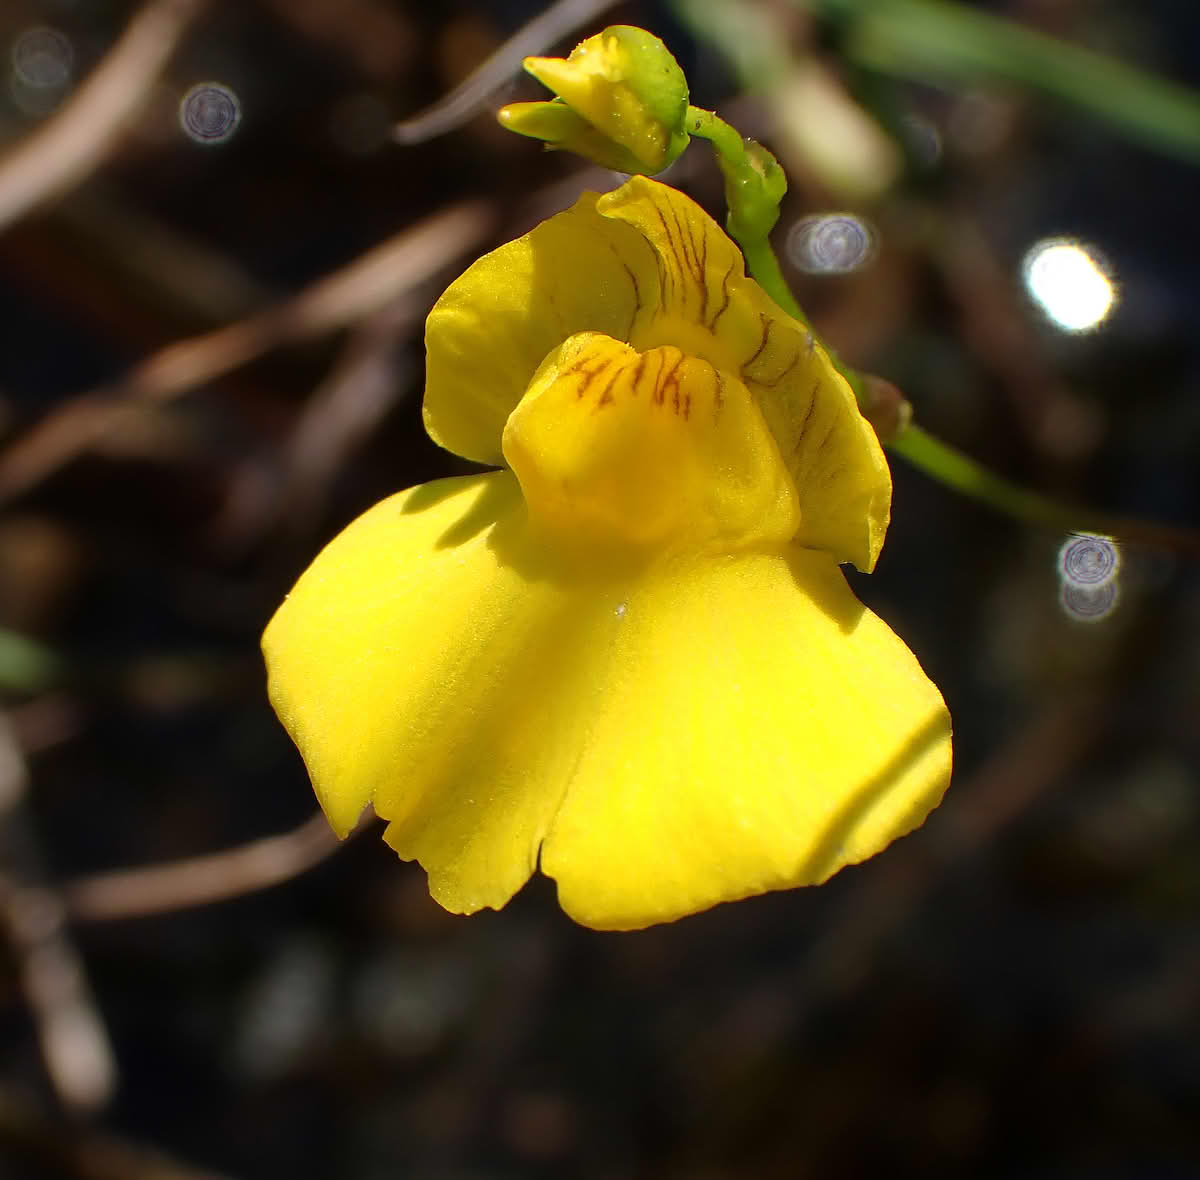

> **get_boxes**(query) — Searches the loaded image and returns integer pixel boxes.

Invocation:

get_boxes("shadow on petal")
[796,708,953,885]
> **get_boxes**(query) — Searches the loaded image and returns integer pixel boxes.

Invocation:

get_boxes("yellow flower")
[498,26,690,174]
[262,177,952,931]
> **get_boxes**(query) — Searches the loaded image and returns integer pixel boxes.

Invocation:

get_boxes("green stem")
[685,106,744,167]
[688,105,866,400]
[888,425,1200,555]
[689,101,1200,556]
[889,424,1088,533]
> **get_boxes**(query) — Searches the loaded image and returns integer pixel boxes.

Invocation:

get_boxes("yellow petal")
[502,331,800,551]
[497,100,650,174]
[423,175,888,569]
[422,194,655,465]
[262,474,584,913]
[540,547,952,930]
[598,177,891,570]
[266,330,949,929]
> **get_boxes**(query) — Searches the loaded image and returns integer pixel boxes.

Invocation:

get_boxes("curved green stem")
[889,425,1200,556]
[687,105,867,400]
[887,424,1084,532]
[690,100,1200,556]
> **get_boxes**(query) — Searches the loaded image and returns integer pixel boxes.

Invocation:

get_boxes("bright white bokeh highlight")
[1022,238,1116,332]
[786,213,876,274]
[1058,534,1119,587]
[1057,533,1121,623]
[179,81,242,145]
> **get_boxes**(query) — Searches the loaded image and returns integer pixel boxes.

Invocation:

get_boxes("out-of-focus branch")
[212,298,420,552]
[0,199,494,504]
[0,0,208,235]
[393,0,623,144]
[64,811,375,922]
[0,714,116,1112]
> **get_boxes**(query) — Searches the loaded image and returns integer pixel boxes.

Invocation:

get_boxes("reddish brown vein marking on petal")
[668,201,701,302]
[811,415,838,457]
[564,358,606,381]
[595,365,621,408]
[707,259,735,331]
[651,249,671,306]
[659,193,685,264]
[629,352,647,396]
[760,345,801,389]
[652,203,688,309]
[819,462,847,489]
[657,353,684,408]
[568,357,611,397]
[713,370,727,415]
[614,247,642,308]
[683,391,692,420]
[562,351,606,377]
[793,380,820,453]
[741,314,771,376]
[652,204,676,263]
[640,348,662,402]
[611,245,644,340]
[695,226,710,322]
[647,224,674,306]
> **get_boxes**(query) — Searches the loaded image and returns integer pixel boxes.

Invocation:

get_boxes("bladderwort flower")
[262,176,952,930]
[498,26,690,175]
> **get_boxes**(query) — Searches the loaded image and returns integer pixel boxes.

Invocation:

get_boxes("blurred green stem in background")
[793,0,1200,165]
[695,103,1200,554]
[0,628,59,695]
[672,0,1200,553]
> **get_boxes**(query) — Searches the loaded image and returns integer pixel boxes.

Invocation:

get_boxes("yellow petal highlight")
[597,178,891,571]
[497,100,651,174]
[502,331,799,551]
[265,315,951,928]
[422,193,655,465]
[423,175,889,569]
[541,547,951,930]
[262,470,950,929]
[262,474,588,913]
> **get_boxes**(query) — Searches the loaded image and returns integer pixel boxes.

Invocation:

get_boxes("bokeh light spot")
[12,27,73,89]
[1022,238,1116,332]
[1058,534,1119,587]
[1060,578,1119,623]
[786,213,876,274]
[179,81,242,145]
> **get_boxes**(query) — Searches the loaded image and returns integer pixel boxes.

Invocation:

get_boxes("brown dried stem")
[393,0,624,144]
[64,811,375,923]
[0,199,494,503]
[0,0,208,234]
[0,714,117,1111]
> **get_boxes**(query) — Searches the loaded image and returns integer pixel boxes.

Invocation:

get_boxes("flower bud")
[498,26,689,174]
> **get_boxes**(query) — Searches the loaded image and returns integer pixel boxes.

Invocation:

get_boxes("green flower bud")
[497,26,689,174]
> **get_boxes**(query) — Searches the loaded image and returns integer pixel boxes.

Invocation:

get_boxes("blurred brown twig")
[393,0,624,144]
[0,0,208,234]
[64,811,376,922]
[0,199,495,503]
[0,714,116,1112]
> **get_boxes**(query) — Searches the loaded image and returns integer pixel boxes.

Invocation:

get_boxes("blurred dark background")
[1,0,1198,1177]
